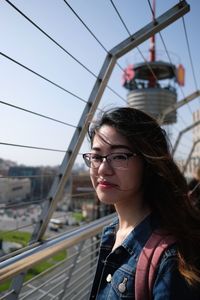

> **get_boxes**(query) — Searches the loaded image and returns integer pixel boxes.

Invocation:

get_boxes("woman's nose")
[97,159,114,175]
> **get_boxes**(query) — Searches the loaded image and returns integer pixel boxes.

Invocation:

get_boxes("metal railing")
[0,213,116,299]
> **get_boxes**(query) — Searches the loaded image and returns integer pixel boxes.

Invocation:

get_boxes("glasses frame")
[82,152,137,169]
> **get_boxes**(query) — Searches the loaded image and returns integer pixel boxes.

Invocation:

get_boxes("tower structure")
[122,0,184,125]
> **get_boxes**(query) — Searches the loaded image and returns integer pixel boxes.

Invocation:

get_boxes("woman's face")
[90,125,144,206]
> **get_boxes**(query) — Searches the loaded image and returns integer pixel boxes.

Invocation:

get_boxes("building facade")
[0,177,31,204]
[179,109,200,180]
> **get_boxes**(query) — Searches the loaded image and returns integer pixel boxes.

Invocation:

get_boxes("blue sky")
[0,0,199,167]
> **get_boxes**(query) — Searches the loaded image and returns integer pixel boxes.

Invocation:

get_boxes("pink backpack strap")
[135,231,176,300]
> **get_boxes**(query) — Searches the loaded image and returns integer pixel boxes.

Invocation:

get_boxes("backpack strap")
[135,231,176,300]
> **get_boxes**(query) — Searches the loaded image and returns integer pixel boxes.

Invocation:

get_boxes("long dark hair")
[88,107,200,286]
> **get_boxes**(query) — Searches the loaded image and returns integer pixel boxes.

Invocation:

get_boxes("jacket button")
[118,277,128,293]
[106,274,112,282]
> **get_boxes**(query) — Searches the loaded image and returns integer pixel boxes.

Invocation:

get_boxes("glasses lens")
[83,154,91,167]
[90,154,102,168]
[109,153,128,169]
[83,154,102,168]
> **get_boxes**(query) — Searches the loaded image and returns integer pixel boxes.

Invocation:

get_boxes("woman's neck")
[112,204,151,252]
[115,201,151,231]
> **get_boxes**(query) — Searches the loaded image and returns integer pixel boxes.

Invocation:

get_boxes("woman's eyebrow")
[110,145,132,151]
[91,147,101,151]
[92,145,132,151]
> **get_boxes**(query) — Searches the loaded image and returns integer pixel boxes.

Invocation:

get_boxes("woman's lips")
[98,180,118,188]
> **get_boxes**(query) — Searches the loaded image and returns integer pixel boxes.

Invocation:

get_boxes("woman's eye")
[112,154,126,160]
[91,155,101,161]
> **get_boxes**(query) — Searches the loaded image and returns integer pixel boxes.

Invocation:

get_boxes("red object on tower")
[121,64,135,86]
[176,64,185,86]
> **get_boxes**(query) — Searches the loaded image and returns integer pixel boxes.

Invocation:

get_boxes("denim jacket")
[89,214,199,300]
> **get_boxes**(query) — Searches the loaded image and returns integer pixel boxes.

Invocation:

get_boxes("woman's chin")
[97,194,118,205]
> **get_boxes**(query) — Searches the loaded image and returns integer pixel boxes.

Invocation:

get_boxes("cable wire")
[0,51,87,104]
[0,89,101,126]
[63,0,108,53]
[4,0,97,79]
[62,0,127,83]
[5,0,127,103]
[182,16,199,92]
[110,0,131,35]
[110,0,158,82]
[0,141,67,153]
[0,174,57,179]
[0,100,77,128]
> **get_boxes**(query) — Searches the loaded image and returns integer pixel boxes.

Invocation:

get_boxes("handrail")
[0,213,116,284]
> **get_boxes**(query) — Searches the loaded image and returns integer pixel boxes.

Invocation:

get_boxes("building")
[179,109,200,180]
[193,109,200,159]
[0,158,17,176]
[0,177,31,204]
[188,109,200,177]
[71,172,96,220]
[8,166,56,200]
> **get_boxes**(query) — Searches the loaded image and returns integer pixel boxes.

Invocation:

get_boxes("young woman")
[83,107,200,299]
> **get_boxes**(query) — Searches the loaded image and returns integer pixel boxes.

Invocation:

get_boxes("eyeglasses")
[82,152,137,169]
